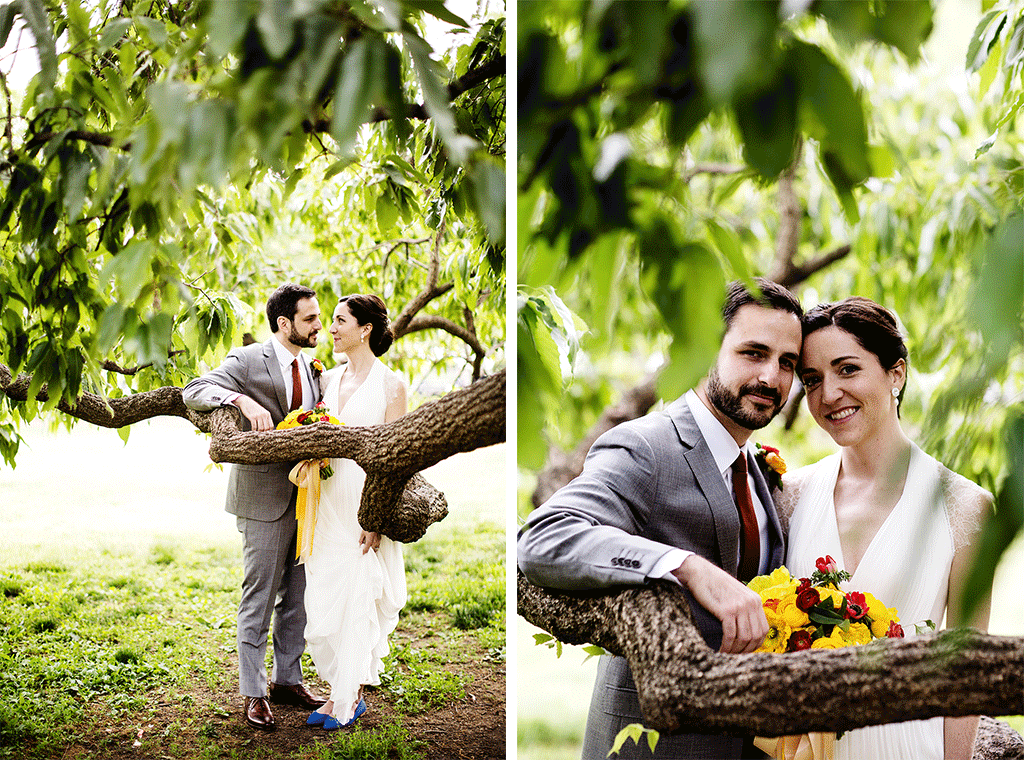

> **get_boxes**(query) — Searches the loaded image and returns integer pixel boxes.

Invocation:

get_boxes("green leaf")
[206,0,255,59]
[581,644,606,663]
[466,156,505,247]
[62,151,92,224]
[868,0,933,64]
[403,0,469,28]
[135,15,168,49]
[965,9,1005,73]
[256,0,295,59]
[733,71,798,179]
[375,191,399,233]
[18,0,57,89]
[405,30,472,164]
[639,221,724,400]
[331,35,386,154]
[692,0,778,105]
[98,18,132,52]
[789,42,869,188]
[0,3,18,48]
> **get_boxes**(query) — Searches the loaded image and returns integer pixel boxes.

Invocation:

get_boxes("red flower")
[816,555,838,574]
[764,598,780,612]
[796,587,820,611]
[887,621,904,638]
[760,444,780,455]
[319,415,330,422]
[297,411,312,424]
[844,591,867,621]
[788,630,813,652]
[797,577,812,594]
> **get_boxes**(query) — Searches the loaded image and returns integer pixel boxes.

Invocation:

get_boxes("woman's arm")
[943,489,993,760]
[383,373,408,423]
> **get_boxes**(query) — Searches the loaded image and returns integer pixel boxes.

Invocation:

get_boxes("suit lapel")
[264,340,290,415]
[669,400,741,576]
[749,450,786,570]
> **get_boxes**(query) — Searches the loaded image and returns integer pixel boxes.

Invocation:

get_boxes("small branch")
[101,351,188,376]
[682,163,746,183]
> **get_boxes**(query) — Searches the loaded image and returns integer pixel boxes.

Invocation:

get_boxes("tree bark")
[0,363,505,542]
[517,571,1024,738]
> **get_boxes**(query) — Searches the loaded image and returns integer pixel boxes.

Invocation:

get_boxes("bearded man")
[518,278,803,759]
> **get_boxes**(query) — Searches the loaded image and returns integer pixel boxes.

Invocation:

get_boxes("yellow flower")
[748,566,798,601]
[816,585,846,609]
[756,623,792,654]
[863,592,900,637]
[765,451,786,474]
[811,628,849,649]
[778,596,810,629]
[847,622,872,645]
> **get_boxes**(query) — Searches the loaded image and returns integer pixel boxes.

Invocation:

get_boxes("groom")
[183,283,327,731]
[518,278,803,759]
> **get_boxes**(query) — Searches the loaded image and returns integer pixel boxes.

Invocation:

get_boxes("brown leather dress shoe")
[269,682,327,709]
[244,696,275,731]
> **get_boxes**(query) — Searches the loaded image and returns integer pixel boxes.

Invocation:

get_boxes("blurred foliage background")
[1,0,506,466]
[517,1,1022,755]
[518,0,1022,596]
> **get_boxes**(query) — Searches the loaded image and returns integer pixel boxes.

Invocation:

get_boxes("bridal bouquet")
[749,557,904,760]
[277,401,342,563]
[747,555,904,655]
[277,401,341,480]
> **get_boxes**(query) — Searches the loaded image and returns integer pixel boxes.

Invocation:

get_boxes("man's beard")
[706,367,782,431]
[287,324,317,348]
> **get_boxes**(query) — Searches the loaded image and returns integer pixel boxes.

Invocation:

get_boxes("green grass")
[307,720,427,759]
[0,544,242,758]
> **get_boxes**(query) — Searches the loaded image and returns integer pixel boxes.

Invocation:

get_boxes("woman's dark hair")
[339,294,394,356]
[266,283,316,332]
[802,296,909,409]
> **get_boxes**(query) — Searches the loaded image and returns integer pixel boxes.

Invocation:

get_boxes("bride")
[780,296,991,760]
[304,294,409,730]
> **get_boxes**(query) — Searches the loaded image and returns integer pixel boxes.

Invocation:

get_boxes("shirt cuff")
[649,549,693,586]
[227,393,243,406]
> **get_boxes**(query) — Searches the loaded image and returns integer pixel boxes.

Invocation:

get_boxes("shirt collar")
[271,335,304,370]
[684,389,751,478]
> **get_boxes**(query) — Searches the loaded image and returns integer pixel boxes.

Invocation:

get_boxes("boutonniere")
[755,443,786,491]
[310,358,324,377]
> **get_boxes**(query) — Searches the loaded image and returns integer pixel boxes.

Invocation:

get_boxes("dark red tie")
[731,453,761,582]
[289,358,302,411]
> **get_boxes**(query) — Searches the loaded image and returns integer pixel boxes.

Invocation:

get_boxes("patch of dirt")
[62,623,505,760]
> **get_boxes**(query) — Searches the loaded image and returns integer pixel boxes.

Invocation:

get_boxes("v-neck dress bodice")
[786,444,954,759]
[302,359,406,723]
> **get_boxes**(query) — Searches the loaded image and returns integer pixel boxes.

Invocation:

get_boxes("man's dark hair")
[722,277,803,330]
[266,283,316,332]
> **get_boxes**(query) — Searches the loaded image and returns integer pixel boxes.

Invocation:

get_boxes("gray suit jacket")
[182,339,322,522]
[517,396,785,759]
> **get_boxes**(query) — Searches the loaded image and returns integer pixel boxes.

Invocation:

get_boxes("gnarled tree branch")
[518,571,1024,739]
[1,362,505,543]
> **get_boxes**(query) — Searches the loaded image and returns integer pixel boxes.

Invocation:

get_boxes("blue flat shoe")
[306,710,329,726]
[323,699,366,730]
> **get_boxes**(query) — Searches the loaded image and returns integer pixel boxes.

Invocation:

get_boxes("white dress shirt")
[270,337,313,411]
[649,389,769,583]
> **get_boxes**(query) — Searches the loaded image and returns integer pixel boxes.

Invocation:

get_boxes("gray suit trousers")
[236,508,306,697]
[582,656,745,760]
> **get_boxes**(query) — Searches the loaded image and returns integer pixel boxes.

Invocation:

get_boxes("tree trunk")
[0,363,505,542]
[517,571,1024,739]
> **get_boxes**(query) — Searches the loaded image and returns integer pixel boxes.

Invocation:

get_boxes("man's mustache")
[740,384,781,406]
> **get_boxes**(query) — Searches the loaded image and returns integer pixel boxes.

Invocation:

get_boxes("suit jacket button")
[631,560,640,568]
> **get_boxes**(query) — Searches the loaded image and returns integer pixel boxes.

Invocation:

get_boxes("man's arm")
[182,349,274,431]
[518,424,767,654]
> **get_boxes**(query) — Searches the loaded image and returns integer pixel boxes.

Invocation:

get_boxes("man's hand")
[671,554,768,654]
[359,530,381,554]
[234,396,274,432]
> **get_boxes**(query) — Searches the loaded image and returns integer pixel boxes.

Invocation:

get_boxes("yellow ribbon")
[754,733,835,760]
[289,459,327,563]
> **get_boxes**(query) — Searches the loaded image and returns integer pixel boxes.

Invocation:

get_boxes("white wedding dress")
[780,443,987,760]
[303,359,407,722]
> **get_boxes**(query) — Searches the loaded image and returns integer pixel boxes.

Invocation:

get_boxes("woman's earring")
[892,387,900,398]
